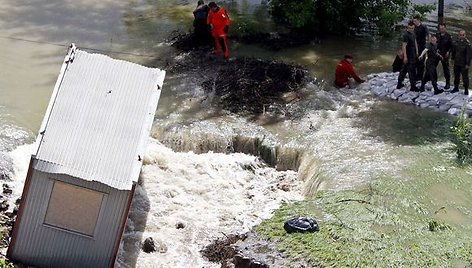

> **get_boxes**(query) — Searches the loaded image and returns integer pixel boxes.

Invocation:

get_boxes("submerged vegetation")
[255,149,472,266]
[252,103,472,266]
[451,106,472,164]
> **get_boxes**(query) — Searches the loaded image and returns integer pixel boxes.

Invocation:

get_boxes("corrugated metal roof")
[34,47,165,190]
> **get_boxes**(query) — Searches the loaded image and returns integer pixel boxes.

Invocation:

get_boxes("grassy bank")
[255,105,472,267]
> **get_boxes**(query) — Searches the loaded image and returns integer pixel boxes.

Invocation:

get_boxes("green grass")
[0,259,12,268]
[255,143,472,267]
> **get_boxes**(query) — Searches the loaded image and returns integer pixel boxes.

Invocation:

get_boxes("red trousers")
[212,33,229,59]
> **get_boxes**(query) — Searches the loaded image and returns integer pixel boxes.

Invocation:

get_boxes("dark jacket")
[436,31,453,57]
[424,42,439,66]
[403,31,417,61]
[392,55,403,72]
[193,4,209,27]
[452,38,472,67]
[415,24,429,51]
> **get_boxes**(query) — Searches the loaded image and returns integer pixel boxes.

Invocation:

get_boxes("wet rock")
[0,172,10,181]
[398,91,418,103]
[448,107,460,115]
[375,79,387,87]
[233,253,252,268]
[176,222,186,229]
[420,102,431,108]
[232,232,307,268]
[367,72,472,117]
[0,200,9,212]
[6,219,15,227]
[372,86,387,97]
[439,103,453,112]
[437,94,454,105]
[2,184,12,195]
[203,238,271,268]
[142,237,157,253]
[201,233,247,265]
[391,88,407,100]
[233,252,269,268]
[0,231,9,247]
[277,183,291,192]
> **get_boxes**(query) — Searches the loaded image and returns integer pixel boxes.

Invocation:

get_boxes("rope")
[0,35,159,58]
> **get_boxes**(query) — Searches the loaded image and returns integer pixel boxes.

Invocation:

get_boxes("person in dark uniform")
[436,23,453,89]
[397,21,419,91]
[451,30,472,95]
[392,48,404,72]
[413,15,429,81]
[419,35,443,94]
[193,0,211,48]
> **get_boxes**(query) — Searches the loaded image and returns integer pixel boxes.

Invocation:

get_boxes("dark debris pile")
[169,31,213,52]
[201,233,270,268]
[169,30,319,52]
[166,31,312,118]
[201,233,244,266]
[201,57,307,115]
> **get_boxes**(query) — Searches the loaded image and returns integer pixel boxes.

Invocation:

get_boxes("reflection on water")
[1,0,471,133]
[355,101,454,146]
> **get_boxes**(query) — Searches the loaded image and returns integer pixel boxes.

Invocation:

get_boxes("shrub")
[268,0,434,36]
[0,259,13,268]
[450,106,472,164]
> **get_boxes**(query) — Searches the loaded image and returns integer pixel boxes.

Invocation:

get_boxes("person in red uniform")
[334,55,365,88]
[207,2,230,59]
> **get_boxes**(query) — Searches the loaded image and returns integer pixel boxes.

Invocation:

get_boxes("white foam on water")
[116,139,304,267]
[7,143,37,205]
[6,140,303,267]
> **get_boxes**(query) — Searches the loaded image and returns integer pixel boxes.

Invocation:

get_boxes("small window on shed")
[44,181,104,236]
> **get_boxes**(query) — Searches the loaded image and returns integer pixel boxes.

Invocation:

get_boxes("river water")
[0,0,471,267]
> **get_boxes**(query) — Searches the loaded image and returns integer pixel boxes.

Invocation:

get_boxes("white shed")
[7,44,165,268]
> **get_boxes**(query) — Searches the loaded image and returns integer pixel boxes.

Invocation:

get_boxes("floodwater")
[1,0,471,267]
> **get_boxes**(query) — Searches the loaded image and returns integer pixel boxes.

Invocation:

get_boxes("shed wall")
[9,169,132,268]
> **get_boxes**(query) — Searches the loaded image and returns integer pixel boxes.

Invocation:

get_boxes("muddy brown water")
[1,0,468,133]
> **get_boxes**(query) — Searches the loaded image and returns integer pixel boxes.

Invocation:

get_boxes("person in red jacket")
[207,2,230,59]
[334,55,365,88]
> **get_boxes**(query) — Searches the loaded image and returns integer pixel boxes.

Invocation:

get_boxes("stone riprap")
[364,72,471,116]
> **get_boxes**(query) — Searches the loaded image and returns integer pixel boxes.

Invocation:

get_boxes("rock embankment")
[365,72,472,116]
[0,183,18,259]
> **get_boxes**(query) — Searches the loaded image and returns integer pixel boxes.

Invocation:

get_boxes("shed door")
[44,181,104,236]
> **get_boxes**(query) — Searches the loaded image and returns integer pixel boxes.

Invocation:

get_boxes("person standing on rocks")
[419,35,443,94]
[436,23,453,89]
[451,30,472,95]
[334,55,364,88]
[392,48,404,72]
[397,21,419,92]
[207,1,230,59]
[413,15,429,81]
